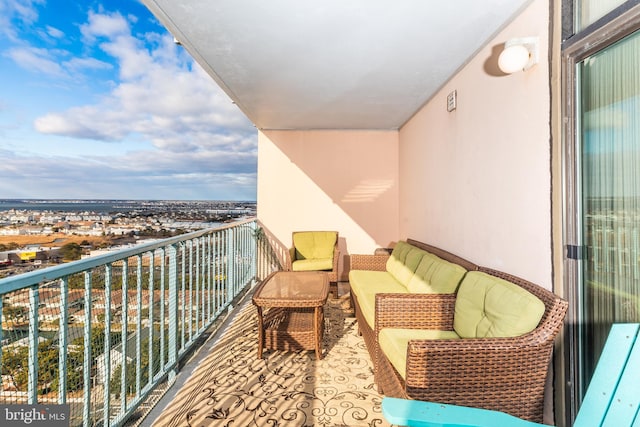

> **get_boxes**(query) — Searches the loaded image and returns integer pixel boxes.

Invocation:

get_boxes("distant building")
[1,248,61,264]
[0,228,20,236]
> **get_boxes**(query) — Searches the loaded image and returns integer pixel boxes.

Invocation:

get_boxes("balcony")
[0,1,573,425]
[0,219,291,426]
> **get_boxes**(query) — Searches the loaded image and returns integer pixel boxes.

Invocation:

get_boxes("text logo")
[0,405,69,427]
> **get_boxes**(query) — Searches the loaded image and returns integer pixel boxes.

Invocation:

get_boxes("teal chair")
[382,323,640,427]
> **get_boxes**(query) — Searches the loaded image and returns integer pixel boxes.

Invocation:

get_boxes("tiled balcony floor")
[145,286,390,426]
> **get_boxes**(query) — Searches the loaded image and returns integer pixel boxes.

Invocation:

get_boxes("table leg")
[256,306,264,359]
[315,306,324,359]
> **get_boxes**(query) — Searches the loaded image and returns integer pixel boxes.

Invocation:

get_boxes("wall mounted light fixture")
[498,37,539,74]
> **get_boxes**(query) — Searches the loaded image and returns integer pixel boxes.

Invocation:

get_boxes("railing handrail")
[0,218,276,427]
[0,218,257,295]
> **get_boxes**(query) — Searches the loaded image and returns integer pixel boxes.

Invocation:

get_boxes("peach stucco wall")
[257,130,399,280]
[399,0,552,288]
[256,0,552,289]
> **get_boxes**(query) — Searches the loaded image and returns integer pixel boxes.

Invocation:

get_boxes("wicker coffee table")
[252,271,329,359]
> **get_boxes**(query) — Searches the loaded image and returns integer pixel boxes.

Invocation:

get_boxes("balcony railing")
[0,219,280,426]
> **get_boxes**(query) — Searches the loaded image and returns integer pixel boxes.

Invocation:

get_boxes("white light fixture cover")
[498,37,539,74]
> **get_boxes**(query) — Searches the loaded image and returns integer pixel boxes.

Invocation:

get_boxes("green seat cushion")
[293,231,337,260]
[386,243,428,288]
[379,328,460,379]
[349,270,408,328]
[453,271,546,338]
[292,258,333,271]
[406,253,467,294]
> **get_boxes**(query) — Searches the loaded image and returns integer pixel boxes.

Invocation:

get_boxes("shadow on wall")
[263,130,400,253]
[258,225,352,282]
[255,222,289,277]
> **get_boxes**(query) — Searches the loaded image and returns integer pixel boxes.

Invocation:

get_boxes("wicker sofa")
[349,239,478,366]
[348,239,568,422]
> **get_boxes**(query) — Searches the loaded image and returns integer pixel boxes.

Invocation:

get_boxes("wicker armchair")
[287,231,340,297]
[374,266,568,423]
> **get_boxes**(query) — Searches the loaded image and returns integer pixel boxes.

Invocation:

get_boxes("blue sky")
[0,0,257,201]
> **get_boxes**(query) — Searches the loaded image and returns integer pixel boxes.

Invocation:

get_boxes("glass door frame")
[561,2,640,423]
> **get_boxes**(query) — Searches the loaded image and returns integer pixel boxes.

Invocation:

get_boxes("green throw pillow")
[453,271,545,338]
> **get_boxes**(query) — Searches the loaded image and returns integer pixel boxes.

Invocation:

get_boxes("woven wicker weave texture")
[253,271,329,359]
[349,240,568,423]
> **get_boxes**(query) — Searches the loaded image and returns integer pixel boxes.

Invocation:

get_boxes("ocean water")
[0,199,144,213]
[0,199,255,214]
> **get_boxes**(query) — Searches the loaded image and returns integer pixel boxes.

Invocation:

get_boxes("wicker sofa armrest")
[401,333,557,417]
[375,293,456,331]
[332,246,340,273]
[378,292,568,422]
[350,254,389,271]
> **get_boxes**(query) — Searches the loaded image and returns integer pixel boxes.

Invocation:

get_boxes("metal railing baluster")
[167,244,178,385]
[180,243,186,351]
[227,228,235,305]
[28,285,38,404]
[103,264,112,427]
[159,248,165,372]
[194,239,200,334]
[148,251,155,386]
[135,255,143,398]
[120,259,128,415]
[59,277,69,404]
[83,271,92,427]
[0,219,275,427]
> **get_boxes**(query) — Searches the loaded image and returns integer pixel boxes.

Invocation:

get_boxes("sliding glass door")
[574,27,640,401]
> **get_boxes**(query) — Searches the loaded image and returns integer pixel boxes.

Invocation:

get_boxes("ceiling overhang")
[143,1,531,130]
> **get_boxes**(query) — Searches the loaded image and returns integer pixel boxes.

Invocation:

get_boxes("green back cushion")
[453,271,546,338]
[386,242,427,287]
[293,231,337,260]
[407,253,467,294]
[379,328,460,379]
[385,241,412,273]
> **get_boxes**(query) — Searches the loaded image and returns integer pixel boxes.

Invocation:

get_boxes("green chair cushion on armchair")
[290,231,338,272]
[292,257,334,271]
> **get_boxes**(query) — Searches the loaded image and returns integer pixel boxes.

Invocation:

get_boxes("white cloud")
[0,0,44,40]
[35,10,256,154]
[3,6,257,200]
[45,25,64,39]
[80,10,130,42]
[66,56,112,71]
[6,45,111,80]
[0,148,257,200]
[6,46,68,78]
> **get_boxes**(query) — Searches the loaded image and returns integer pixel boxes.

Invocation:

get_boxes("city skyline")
[0,0,257,201]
